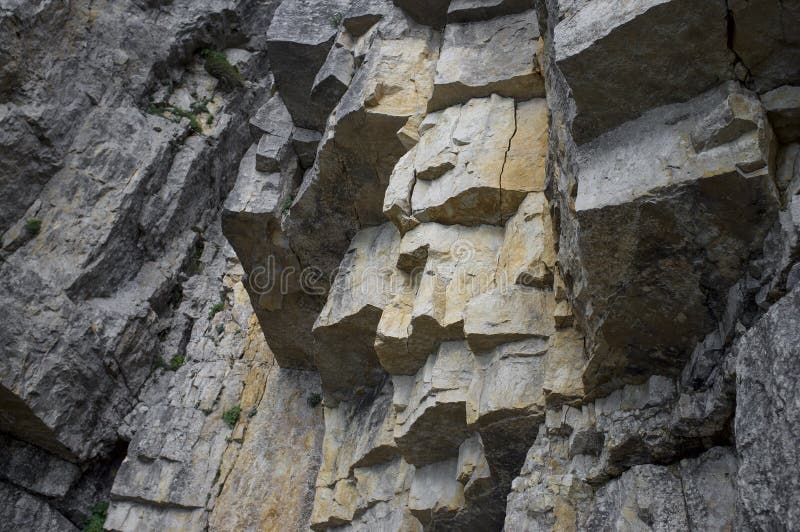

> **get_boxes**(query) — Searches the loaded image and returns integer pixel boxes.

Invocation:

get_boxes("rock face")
[2,0,800,531]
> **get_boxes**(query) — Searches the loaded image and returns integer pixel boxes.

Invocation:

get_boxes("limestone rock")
[447,0,535,23]
[729,0,800,93]
[267,0,352,130]
[0,482,78,532]
[394,342,474,465]
[573,83,779,395]
[554,0,734,143]
[291,127,323,169]
[464,286,555,352]
[762,85,800,143]
[408,459,465,522]
[497,191,554,288]
[428,10,544,111]
[392,0,450,28]
[412,95,541,225]
[736,287,800,530]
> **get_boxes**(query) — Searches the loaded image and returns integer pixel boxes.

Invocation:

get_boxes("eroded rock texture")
[2,0,800,530]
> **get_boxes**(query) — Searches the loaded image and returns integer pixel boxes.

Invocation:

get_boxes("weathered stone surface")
[394,342,474,465]
[313,223,400,401]
[554,0,734,143]
[428,11,543,111]
[573,83,779,395]
[736,286,800,530]
[447,0,535,23]
[412,95,540,225]
[762,85,800,143]
[249,92,295,140]
[0,482,77,532]
[583,464,690,530]
[542,328,586,405]
[311,42,355,118]
[267,0,352,130]
[464,286,555,351]
[497,192,554,288]
[292,127,323,169]
[409,459,465,521]
[729,0,800,93]
[392,0,450,27]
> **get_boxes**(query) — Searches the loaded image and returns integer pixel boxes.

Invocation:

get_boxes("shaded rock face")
[2,1,800,532]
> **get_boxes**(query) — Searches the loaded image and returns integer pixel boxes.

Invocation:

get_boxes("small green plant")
[200,49,245,91]
[83,502,108,532]
[281,194,294,213]
[212,467,221,485]
[307,393,322,408]
[25,218,42,235]
[146,102,203,133]
[168,354,185,371]
[222,405,241,428]
[208,301,225,319]
[247,406,258,418]
[329,12,343,28]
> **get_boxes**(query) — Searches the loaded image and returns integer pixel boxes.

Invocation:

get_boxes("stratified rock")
[429,10,543,111]
[762,85,800,143]
[463,286,555,352]
[394,342,474,465]
[408,459,465,522]
[375,224,504,375]
[267,0,352,130]
[554,0,733,143]
[410,96,518,225]
[573,83,778,396]
[736,287,800,530]
[447,0,534,23]
[313,223,400,401]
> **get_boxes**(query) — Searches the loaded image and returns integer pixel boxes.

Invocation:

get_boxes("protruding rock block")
[255,132,294,172]
[316,381,397,489]
[572,83,779,395]
[221,144,306,368]
[313,223,400,400]
[762,85,800,143]
[394,342,474,465]
[497,192,555,288]
[267,0,352,130]
[428,10,544,111]
[543,328,587,406]
[466,339,548,427]
[311,42,355,118]
[447,0,534,23]
[249,92,295,140]
[409,459,465,522]
[554,0,734,143]
[375,224,504,375]
[392,0,450,28]
[411,95,547,226]
[291,127,322,169]
[463,286,555,352]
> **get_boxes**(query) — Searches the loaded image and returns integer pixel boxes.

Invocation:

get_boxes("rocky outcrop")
[3,0,800,530]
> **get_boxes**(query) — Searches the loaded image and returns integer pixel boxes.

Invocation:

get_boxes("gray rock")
[428,10,544,111]
[0,482,77,532]
[762,85,800,143]
[729,0,800,93]
[267,0,352,130]
[736,287,800,530]
[392,0,450,27]
[292,127,323,169]
[573,83,778,396]
[554,0,734,143]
